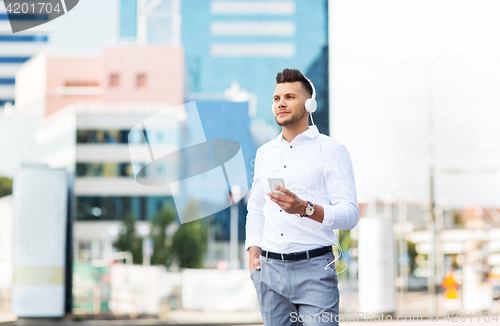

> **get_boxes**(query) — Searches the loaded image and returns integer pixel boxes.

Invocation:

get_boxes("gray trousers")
[251,250,339,326]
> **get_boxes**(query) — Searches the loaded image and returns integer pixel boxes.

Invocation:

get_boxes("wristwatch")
[301,201,315,217]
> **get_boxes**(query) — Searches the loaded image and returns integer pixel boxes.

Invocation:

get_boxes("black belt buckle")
[282,252,298,261]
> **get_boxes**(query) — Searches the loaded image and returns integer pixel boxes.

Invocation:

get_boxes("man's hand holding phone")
[267,178,308,215]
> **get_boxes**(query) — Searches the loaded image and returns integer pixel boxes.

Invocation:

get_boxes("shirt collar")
[276,125,319,144]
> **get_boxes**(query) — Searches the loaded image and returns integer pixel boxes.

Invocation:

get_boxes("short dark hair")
[275,68,313,97]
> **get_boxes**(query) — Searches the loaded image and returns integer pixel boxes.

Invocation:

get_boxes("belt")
[261,246,333,261]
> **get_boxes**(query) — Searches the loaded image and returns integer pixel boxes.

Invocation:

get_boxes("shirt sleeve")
[245,150,266,251]
[321,144,360,231]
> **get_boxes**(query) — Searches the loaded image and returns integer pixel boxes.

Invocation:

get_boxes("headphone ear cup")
[304,99,312,113]
[307,99,317,113]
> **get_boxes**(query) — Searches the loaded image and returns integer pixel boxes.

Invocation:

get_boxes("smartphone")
[268,178,286,195]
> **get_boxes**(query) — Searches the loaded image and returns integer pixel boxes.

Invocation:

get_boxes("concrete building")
[1,45,257,265]
[0,46,185,262]
[14,46,184,117]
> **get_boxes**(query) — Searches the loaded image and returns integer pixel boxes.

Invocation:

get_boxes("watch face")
[305,205,314,216]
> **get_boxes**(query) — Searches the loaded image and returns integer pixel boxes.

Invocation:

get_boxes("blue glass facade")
[194,99,256,188]
[119,0,137,40]
[186,99,256,241]
[181,0,330,134]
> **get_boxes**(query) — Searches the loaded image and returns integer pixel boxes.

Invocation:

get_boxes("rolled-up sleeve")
[321,144,360,231]
[245,151,265,251]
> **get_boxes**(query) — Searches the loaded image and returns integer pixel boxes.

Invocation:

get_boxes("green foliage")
[407,240,418,272]
[338,230,351,250]
[171,219,208,268]
[113,213,143,264]
[333,230,351,280]
[0,177,12,198]
[171,202,208,268]
[452,209,464,226]
[150,205,176,267]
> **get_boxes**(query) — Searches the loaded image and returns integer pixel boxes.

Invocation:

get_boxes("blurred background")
[0,0,500,323]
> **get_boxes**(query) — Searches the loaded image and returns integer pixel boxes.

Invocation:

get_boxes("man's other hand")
[249,246,262,277]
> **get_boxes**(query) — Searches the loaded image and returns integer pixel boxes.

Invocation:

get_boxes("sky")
[330,0,500,208]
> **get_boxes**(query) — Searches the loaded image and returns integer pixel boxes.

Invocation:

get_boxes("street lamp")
[229,185,241,269]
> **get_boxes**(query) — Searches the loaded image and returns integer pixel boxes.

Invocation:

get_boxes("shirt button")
[284,165,286,168]
[281,233,283,236]
[280,209,282,212]
[290,146,292,148]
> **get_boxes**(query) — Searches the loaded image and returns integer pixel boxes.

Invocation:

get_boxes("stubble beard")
[275,109,306,127]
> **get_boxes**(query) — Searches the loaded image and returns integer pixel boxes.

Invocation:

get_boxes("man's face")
[273,82,309,127]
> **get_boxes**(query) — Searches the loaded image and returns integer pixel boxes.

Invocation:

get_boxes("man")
[245,68,359,326]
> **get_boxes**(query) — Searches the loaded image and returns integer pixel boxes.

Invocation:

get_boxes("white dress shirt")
[245,125,359,253]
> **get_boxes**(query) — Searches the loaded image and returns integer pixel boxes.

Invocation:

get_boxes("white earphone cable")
[292,212,348,275]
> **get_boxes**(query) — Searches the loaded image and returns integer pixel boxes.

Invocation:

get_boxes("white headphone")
[272,76,317,115]
[304,76,317,113]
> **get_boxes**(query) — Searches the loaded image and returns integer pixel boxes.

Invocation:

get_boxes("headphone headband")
[304,76,316,101]
[303,76,317,114]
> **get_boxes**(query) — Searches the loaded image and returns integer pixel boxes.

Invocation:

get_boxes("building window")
[76,196,177,221]
[0,100,14,106]
[77,241,91,262]
[65,81,99,87]
[136,73,147,88]
[0,78,15,85]
[0,56,30,64]
[76,163,134,177]
[0,35,48,42]
[109,73,120,87]
[76,129,179,144]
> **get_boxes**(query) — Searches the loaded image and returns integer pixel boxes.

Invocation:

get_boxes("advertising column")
[358,216,396,314]
[11,165,68,317]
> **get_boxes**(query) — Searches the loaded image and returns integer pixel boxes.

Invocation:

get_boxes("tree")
[334,230,351,280]
[407,240,418,273]
[0,177,12,198]
[150,205,176,267]
[171,202,208,268]
[113,213,143,264]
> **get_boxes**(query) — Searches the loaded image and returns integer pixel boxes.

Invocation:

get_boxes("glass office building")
[181,0,330,135]
[119,0,181,45]
[119,0,330,134]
